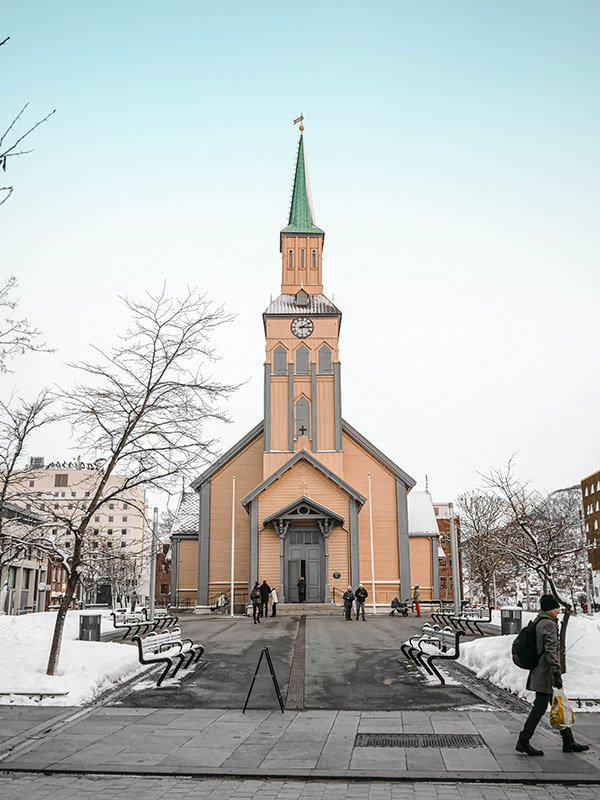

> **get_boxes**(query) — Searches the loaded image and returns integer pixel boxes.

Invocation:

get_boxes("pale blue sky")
[2,1,599,502]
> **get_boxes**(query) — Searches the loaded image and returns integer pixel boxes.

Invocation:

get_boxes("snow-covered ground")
[0,611,140,706]
[459,610,600,706]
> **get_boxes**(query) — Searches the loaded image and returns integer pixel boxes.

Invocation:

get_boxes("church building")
[171,130,440,608]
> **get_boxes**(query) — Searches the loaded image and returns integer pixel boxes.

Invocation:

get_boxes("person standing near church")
[412,584,421,617]
[259,580,271,619]
[516,594,589,756]
[250,582,262,624]
[343,585,355,620]
[270,587,278,617]
[297,576,306,603]
[355,583,368,620]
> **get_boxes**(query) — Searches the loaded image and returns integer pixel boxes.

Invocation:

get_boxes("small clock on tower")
[291,317,314,338]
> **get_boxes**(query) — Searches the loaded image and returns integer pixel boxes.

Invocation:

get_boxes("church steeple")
[280,133,325,295]
[281,135,324,235]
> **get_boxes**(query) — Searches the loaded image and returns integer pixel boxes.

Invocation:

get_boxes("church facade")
[171,132,439,607]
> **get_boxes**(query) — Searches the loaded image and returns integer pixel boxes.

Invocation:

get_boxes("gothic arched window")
[296,344,309,374]
[273,344,287,375]
[295,397,310,439]
[318,344,332,374]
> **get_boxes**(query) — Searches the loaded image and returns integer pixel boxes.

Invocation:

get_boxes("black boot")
[516,739,544,756]
[561,728,590,753]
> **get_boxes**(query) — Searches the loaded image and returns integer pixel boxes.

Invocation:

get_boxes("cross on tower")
[298,425,307,436]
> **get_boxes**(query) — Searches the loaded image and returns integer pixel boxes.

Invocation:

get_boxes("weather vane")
[293,113,304,132]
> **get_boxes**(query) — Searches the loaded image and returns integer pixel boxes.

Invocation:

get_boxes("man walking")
[259,580,271,619]
[343,585,354,620]
[516,594,589,756]
[355,583,368,620]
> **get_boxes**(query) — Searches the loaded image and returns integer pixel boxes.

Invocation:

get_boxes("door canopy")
[264,496,344,539]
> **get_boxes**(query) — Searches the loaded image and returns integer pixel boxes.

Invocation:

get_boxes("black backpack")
[511,618,541,670]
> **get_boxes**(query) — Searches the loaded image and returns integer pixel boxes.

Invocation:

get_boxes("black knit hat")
[540,594,560,611]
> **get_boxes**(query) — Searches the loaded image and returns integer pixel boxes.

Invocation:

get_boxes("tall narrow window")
[318,344,332,374]
[288,250,293,269]
[296,344,309,374]
[295,397,310,439]
[300,249,305,269]
[273,344,287,375]
[311,249,317,269]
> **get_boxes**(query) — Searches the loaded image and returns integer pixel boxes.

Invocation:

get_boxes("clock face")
[291,317,314,338]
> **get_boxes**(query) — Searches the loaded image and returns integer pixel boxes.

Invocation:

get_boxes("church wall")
[270,376,289,452]
[280,234,324,294]
[328,525,351,595]
[207,434,264,599]
[316,377,335,450]
[257,461,350,594]
[177,539,198,602]
[342,433,402,603]
[265,318,340,364]
[409,537,433,600]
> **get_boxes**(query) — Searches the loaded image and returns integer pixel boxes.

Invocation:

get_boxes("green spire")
[281,135,324,235]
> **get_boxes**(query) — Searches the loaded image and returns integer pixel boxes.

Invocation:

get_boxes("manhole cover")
[355,733,486,748]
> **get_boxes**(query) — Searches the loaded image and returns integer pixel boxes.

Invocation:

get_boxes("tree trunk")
[47,536,82,675]
[559,605,571,674]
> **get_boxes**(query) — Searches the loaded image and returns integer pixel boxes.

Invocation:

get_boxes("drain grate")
[355,733,486,748]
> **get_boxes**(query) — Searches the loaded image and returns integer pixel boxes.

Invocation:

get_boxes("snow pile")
[0,611,140,706]
[459,612,600,703]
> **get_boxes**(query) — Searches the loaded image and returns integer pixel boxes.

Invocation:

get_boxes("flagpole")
[230,475,236,617]
[368,472,377,614]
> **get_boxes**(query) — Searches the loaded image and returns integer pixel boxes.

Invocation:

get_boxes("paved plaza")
[1,614,598,798]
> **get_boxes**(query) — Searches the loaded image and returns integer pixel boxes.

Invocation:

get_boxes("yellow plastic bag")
[550,688,576,729]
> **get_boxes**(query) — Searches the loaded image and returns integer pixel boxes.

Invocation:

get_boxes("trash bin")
[79,614,101,641]
[500,606,522,635]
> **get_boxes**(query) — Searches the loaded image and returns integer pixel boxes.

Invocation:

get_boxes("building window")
[68,503,73,510]
[288,249,293,269]
[300,249,305,269]
[121,529,127,535]
[61,492,65,497]
[122,516,128,522]
[85,492,90,497]
[55,474,68,488]
[108,529,113,535]
[71,492,77,497]
[122,503,128,510]
[54,504,59,509]
[93,541,98,549]
[121,541,127,548]
[107,541,113,548]
[318,344,332,374]
[296,344,309,374]
[273,344,287,375]
[585,486,589,496]
[311,249,317,269]
[592,485,596,494]
[295,397,310,439]
[109,503,114,510]
[108,516,114,522]
[93,529,99,535]
[595,520,599,530]
[29,480,34,488]
[65,541,71,548]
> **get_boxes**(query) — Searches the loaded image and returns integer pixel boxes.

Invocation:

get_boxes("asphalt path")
[108,612,495,712]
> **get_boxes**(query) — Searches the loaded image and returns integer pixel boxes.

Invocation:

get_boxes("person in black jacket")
[259,580,271,619]
[516,594,589,756]
[250,582,261,624]
[355,583,368,620]
[343,586,354,620]
[297,576,306,603]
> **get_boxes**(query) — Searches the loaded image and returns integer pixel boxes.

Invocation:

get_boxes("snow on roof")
[408,490,439,535]
[171,490,199,537]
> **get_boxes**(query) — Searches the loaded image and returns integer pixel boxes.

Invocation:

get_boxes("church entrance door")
[285,528,324,603]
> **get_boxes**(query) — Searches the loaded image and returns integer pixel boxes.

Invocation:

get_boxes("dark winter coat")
[526,611,562,694]
[343,590,354,607]
[250,585,261,606]
[259,582,271,600]
[355,586,368,603]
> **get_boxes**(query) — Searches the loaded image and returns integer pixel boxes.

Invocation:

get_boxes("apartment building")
[580,469,600,605]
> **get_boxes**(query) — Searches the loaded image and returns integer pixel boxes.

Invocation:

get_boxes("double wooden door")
[285,527,324,603]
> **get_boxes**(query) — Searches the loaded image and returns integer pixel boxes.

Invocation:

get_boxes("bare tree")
[46,287,235,674]
[0,276,52,372]
[481,459,583,670]
[458,490,512,605]
[1,36,55,206]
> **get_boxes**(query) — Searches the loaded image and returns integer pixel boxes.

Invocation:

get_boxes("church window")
[288,250,293,269]
[318,344,332,374]
[296,344,309,374]
[296,289,308,306]
[295,397,310,439]
[311,249,317,269]
[273,344,287,375]
[300,249,305,269]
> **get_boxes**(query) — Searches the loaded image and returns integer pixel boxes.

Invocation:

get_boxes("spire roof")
[281,134,324,235]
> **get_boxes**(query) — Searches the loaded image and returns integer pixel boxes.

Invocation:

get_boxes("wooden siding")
[409,537,433,600]
[316,376,335,450]
[208,433,264,592]
[270,377,289,452]
[177,540,198,592]
[342,434,400,587]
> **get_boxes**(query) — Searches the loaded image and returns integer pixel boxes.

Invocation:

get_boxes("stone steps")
[274,602,344,616]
